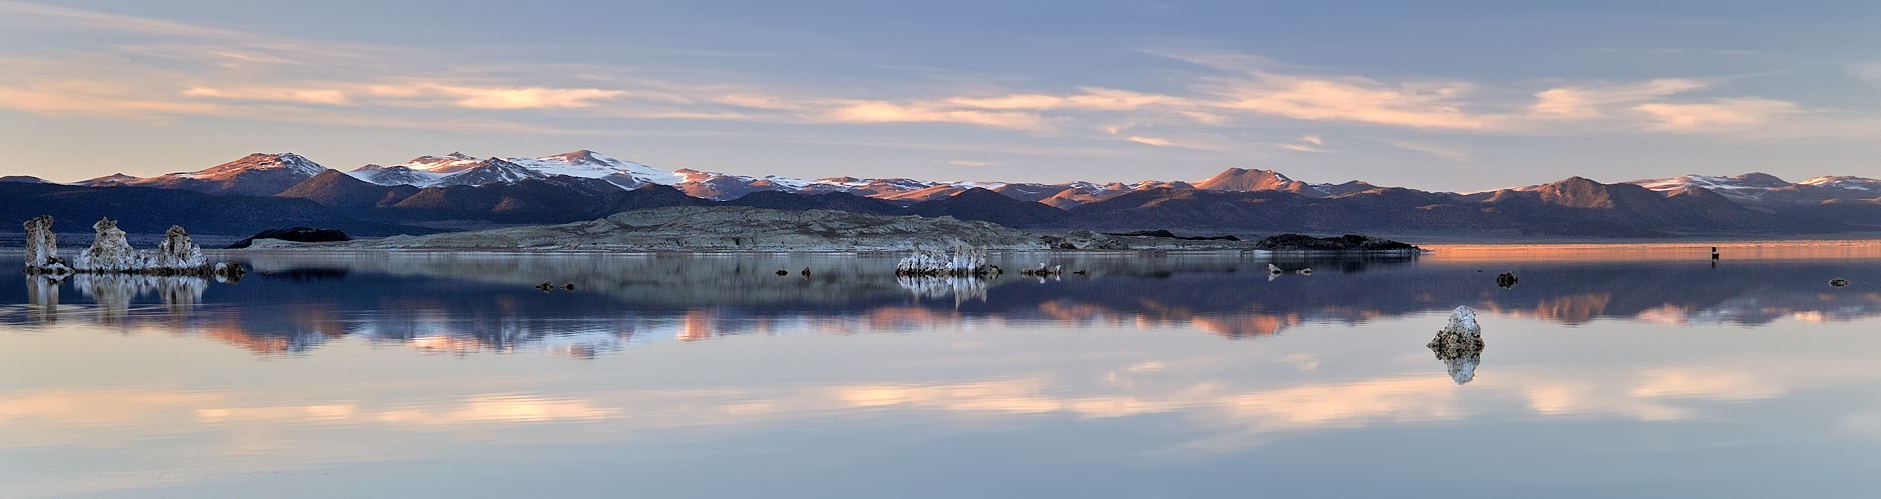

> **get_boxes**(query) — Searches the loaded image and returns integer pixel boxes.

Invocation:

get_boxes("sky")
[2,0,1880,192]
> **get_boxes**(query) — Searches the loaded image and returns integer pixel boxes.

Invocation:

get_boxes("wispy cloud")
[1529,79,1709,119]
[1277,135,1326,153]
[823,101,1052,131]
[1633,98,1800,133]
[183,87,354,106]
[1852,62,1881,83]
[1127,136,1173,146]
[360,83,625,109]
[0,2,1865,153]
[1200,73,1485,129]
[1390,141,1471,161]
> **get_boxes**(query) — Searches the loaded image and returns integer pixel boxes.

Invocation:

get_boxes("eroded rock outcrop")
[74,218,144,272]
[896,240,991,277]
[1426,306,1485,384]
[155,225,206,269]
[22,216,241,278]
[22,215,70,274]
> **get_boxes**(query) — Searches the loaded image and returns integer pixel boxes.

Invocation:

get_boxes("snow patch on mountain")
[348,154,548,188]
[182,153,327,181]
[505,150,681,188]
[1629,173,1792,201]
[1799,176,1881,191]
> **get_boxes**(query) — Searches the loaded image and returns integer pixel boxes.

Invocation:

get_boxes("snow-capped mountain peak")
[349,153,547,187]
[505,150,681,188]
[1629,173,1795,201]
[1799,176,1881,191]
[188,153,327,181]
[398,152,487,174]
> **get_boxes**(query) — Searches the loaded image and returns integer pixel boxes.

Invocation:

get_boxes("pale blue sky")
[3,1,1879,191]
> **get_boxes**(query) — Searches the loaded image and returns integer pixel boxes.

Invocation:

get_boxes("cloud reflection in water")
[6,250,1881,360]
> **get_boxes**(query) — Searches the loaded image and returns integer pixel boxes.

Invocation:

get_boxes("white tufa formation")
[23,216,240,277]
[74,218,146,272]
[22,215,70,274]
[896,239,990,277]
[1426,306,1485,385]
[154,225,205,269]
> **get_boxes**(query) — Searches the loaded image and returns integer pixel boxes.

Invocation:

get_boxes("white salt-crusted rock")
[1427,306,1485,384]
[22,215,70,274]
[154,225,205,269]
[74,218,147,272]
[26,216,241,278]
[896,239,990,277]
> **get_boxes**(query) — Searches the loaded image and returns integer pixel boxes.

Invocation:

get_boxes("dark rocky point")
[1252,234,1419,251]
[1104,229,1240,241]
[227,227,352,249]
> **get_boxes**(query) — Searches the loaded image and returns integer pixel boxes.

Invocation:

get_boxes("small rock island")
[21,215,244,278]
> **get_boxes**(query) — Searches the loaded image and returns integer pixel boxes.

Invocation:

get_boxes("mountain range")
[6,150,1879,238]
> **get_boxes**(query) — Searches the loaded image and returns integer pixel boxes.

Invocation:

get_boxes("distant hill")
[0,183,434,237]
[904,187,1071,228]
[20,149,1881,239]
[79,153,326,197]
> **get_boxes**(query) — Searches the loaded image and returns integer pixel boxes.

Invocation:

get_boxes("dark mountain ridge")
[0,182,432,237]
[18,150,1881,239]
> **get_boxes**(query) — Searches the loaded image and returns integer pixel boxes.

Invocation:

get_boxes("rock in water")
[22,215,70,274]
[24,215,239,278]
[1252,233,1419,251]
[74,218,146,272]
[896,240,990,277]
[1426,306,1485,384]
[1496,271,1519,288]
[226,227,351,249]
[155,225,205,269]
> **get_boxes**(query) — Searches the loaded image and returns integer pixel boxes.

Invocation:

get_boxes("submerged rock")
[1426,306,1485,384]
[1019,263,1064,277]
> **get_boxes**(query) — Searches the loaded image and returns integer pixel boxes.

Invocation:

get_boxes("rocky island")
[21,215,243,278]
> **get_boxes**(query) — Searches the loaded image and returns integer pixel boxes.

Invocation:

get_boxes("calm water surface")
[5,244,1881,497]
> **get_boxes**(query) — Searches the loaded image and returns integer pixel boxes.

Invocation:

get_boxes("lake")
[5,243,1881,498]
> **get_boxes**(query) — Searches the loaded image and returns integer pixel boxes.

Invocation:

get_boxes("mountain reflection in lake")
[8,244,1881,497]
[5,248,1881,357]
